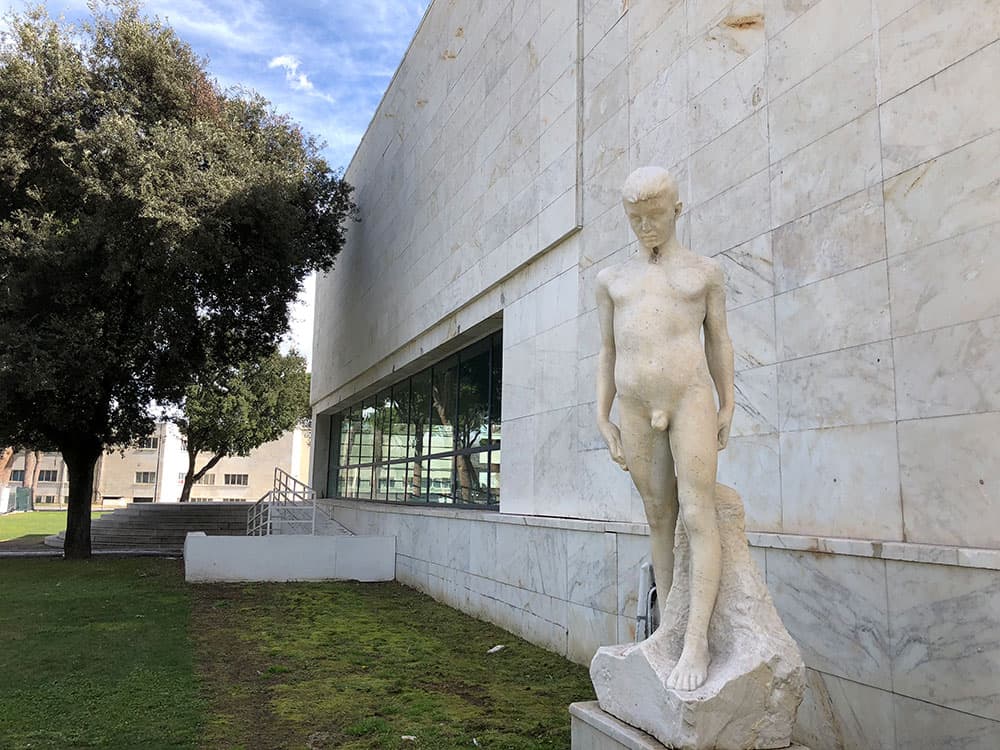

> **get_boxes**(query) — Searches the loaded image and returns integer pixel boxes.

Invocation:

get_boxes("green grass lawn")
[0,510,105,549]
[0,558,594,749]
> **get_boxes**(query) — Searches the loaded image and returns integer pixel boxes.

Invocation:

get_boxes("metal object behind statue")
[636,562,660,641]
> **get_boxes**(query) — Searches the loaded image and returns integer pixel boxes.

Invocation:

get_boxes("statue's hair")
[621,166,678,204]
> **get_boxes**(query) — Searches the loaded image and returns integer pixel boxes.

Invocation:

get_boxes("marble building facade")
[310,1,1000,747]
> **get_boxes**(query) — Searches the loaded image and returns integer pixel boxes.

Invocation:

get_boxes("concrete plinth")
[570,702,810,750]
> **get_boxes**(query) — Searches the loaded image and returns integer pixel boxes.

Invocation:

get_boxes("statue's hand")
[717,409,733,451]
[598,420,628,471]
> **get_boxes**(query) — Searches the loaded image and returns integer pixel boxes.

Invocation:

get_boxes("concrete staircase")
[45,502,251,554]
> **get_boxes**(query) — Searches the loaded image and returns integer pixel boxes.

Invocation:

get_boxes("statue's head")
[621,166,682,251]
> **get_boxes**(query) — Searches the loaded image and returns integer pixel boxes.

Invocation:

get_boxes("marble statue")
[589,167,805,750]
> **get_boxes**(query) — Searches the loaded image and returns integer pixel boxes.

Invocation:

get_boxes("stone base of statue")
[589,484,806,750]
[570,701,812,750]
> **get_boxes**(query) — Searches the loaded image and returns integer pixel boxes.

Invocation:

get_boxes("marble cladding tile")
[584,60,629,140]
[567,602,618,665]
[770,109,882,227]
[894,317,1000,420]
[883,129,1000,257]
[493,521,570,600]
[731,364,778,436]
[687,47,767,153]
[688,109,769,206]
[768,36,876,163]
[566,530,618,613]
[775,261,891,359]
[778,341,896,431]
[627,0,687,98]
[766,0,871,99]
[878,0,1000,103]
[501,336,536,421]
[728,296,776,371]
[535,321,579,414]
[615,532,649,618]
[469,519,498,579]
[887,560,1000,720]
[629,54,687,145]
[763,0,822,38]
[872,0,918,26]
[793,669,896,750]
[772,185,886,293]
[718,233,774,309]
[583,0,627,56]
[889,223,1000,337]
[533,407,580,516]
[580,204,632,269]
[538,186,577,249]
[686,0,766,97]
[497,414,536,515]
[628,109,690,184]
[767,549,891,688]
[881,41,1000,179]
[898,412,1000,549]
[575,445,640,523]
[717,432,782,532]
[893,693,1000,750]
[779,423,903,540]
[690,169,771,257]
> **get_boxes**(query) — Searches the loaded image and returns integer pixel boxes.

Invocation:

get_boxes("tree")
[175,350,310,503]
[0,3,355,557]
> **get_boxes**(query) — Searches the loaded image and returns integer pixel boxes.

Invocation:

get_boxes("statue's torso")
[605,252,716,411]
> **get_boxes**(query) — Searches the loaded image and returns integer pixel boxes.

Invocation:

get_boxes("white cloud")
[268,54,313,91]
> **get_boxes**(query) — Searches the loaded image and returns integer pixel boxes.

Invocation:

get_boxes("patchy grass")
[0,557,593,749]
[0,510,106,550]
[0,557,202,750]
[191,581,594,750]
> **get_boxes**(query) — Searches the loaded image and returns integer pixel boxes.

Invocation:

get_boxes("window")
[177,472,215,485]
[42,495,56,503]
[37,469,58,482]
[138,436,159,450]
[133,496,154,503]
[224,474,248,486]
[135,471,156,484]
[328,330,502,508]
[9,470,24,482]
[180,438,188,451]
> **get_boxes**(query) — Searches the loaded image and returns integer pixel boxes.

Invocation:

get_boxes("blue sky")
[2,0,428,363]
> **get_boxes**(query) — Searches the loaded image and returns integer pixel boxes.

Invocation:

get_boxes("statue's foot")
[666,636,710,691]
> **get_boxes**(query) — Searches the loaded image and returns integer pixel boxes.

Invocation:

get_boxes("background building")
[310,1,999,747]
[5,424,310,506]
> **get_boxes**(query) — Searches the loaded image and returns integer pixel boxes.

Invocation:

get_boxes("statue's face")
[624,193,675,250]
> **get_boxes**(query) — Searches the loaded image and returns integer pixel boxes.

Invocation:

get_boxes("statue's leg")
[617,401,678,624]
[665,387,721,691]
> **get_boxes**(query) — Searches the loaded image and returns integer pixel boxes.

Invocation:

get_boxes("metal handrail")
[246,468,317,536]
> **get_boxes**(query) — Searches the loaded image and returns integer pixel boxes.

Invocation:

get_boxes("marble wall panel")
[717,432,782,532]
[775,261,891,359]
[880,41,1000,179]
[615,532,650,618]
[566,602,618,665]
[769,110,882,227]
[772,186,886,293]
[498,414,536,515]
[493,521,570,601]
[689,109,769,206]
[898,412,1000,549]
[793,669,896,750]
[766,0,871,98]
[887,560,1000,720]
[767,549,892,689]
[627,0,686,99]
[566,530,618,613]
[690,169,771,258]
[629,54,687,146]
[576,446,640,524]
[878,0,1000,103]
[533,406,581,518]
[718,233,774,310]
[763,0,822,38]
[894,317,1000,420]
[883,130,1000,257]
[502,335,537,421]
[686,48,766,153]
[779,423,902,540]
[768,36,876,163]
[728,296,776,371]
[888,223,1000,337]
[535,320,579,414]
[732,364,778,436]
[778,341,895,431]
[686,0,765,97]
[893,694,1000,750]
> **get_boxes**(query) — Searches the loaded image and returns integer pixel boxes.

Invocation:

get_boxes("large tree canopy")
[176,349,310,504]
[0,2,354,557]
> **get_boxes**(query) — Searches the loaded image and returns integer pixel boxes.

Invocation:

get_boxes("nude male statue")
[595,166,735,691]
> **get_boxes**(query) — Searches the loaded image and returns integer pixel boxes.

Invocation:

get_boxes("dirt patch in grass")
[191,580,594,750]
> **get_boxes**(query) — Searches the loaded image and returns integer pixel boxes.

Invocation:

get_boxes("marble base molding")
[571,702,812,750]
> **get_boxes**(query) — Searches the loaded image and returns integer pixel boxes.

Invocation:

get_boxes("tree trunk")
[29,449,41,501]
[62,441,102,560]
[179,447,225,503]
[21,449,35,488]
[0,446,14,479]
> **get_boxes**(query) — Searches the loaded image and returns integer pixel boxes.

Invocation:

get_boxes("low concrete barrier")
[183,532,395,583]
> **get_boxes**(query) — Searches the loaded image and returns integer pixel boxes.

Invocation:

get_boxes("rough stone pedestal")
[570,702,810,750]
[590,484,805,750]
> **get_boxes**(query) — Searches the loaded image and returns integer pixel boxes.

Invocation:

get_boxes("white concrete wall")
[312,1,1000,747]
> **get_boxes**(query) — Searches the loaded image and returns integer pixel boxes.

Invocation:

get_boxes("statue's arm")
[704,262,735,450]
[596,271,627,470]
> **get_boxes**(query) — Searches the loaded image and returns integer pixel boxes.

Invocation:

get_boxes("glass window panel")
[490,333,502,445]
[358,399,376,465]
[356,463,373,500]
[373,462,390,501]
[430,355,458,456]
[455,450,489,504]
[337,468,349,499]
[348,407,363,464]
[388,383,409,464]
[458,339,491,452]
[372,389,392,465]
[407,459,429,502]
[386,462,408,502]
[409,369,432,459]
[427,454,453,503]
[489,449,500,506]
[337,411,352,465]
